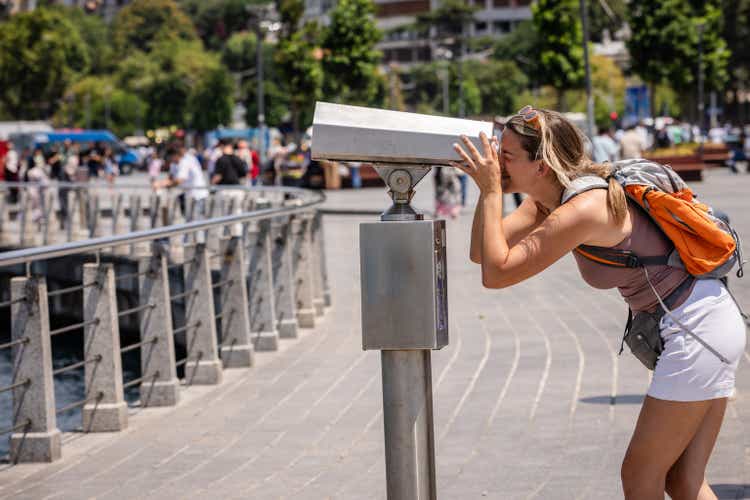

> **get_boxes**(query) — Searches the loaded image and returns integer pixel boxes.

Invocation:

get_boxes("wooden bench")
[644,154,706,182]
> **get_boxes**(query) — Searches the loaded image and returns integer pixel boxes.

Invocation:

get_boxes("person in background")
[235,140,255,185]
[57,143,79,229]
[102,147,117,185]
[147,152,164,186]
[592,127,620,163]
[434,165,462,219]
[348,161,362,189]
[5,142,19,203]
[211,142,247,186]
[620,123,648,159]
[206,139,226,178]
[154,146,209,241]
[212,142,247,235]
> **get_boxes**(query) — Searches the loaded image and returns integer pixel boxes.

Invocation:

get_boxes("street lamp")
[697,22,706,143]
[434,46,452,115]
[246,4,280,165]
[579,0,595,138]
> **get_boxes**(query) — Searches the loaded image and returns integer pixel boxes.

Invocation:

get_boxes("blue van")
[33,130,141,175]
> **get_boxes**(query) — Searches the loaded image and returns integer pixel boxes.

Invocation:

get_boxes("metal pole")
[457,23,466,118]
[382,350,436,500]
[580,0,595,138]
[698,24,705,141]
[256,22,267,165]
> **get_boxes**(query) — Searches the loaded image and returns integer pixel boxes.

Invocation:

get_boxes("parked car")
[33,130,141,175]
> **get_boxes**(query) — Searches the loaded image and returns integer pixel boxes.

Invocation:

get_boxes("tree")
[566,54,626,130]
[49,5,115,75]
[721,0,750,122]
[0,8,89,118]
[587,0,626,43]
[111,0,197,56]
[53,76,146,137]
[320,0,382,105]
[627,0,729,117]
[180,0,271,50]
[274,0,323,138]
[465,59,528,117]
[531,0,585,109]
[492,20,543,87]
[188,66,235,131]
[115,39,235,130]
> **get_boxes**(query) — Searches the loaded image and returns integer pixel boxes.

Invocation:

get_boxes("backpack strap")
[560,175,609,205]
[575,244,669,268]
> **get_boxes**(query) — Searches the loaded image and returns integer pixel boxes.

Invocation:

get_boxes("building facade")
[305,0,532,65]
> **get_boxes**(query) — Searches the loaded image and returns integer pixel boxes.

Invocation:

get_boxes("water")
[0,330,141,459]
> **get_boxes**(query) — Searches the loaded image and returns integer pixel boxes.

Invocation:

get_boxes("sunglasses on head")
[516,105,541,131]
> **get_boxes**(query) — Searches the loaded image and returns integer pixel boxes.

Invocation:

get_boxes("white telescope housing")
[311,101,494,165]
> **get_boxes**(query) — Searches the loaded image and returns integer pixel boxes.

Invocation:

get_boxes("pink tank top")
[572,201,693,313]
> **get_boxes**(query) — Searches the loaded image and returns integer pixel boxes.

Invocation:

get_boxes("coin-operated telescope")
[312,102,493,500]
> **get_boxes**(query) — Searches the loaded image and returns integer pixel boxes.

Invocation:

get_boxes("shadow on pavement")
[712,484,750,498]
[579,394,645,405]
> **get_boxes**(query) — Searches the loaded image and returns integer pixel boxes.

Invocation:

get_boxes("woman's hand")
[450,132,502,196]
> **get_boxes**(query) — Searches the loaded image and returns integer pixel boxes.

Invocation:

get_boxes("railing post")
[246,216,279,350]
[87,194,100,238]
[183,243,223,384]
[218,236,254,367]
[309,212,325,317]
[272,216,298,339]
[0,188,5,237]
[138,248,180,406]
[128,194,141,254]
[292,215,316,328]
[18,190,30,246]
[82,263,128,431]
[10,276,62,463]
[65,189,75,242]
[313,210,332,308]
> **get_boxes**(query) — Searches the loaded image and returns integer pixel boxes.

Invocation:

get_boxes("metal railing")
[0,180,332,464]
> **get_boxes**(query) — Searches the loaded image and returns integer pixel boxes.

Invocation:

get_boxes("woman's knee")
[621,453,665,497]
[665,465,704,500]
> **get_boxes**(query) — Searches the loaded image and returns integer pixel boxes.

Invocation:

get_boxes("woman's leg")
[621,396,714,499]
[665,398,727,500]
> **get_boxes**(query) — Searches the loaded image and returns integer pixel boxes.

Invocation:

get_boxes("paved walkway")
[1,169,750,499]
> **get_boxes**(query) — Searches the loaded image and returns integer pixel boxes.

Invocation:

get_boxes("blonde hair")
[505,109,627,224]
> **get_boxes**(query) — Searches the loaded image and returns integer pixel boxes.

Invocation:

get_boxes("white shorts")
[648,279,747,402]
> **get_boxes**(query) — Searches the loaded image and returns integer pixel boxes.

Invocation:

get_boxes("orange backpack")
[562,159,744,280]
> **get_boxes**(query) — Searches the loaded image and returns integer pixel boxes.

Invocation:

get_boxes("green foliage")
[587,0,626,42]
[180,0,270,50]
[416,0,476,39]
[626,0,729,93]
[464,59,528,117]
[49,5,115,75]
[721,0,750,93]
[653,83,682,117]
[0,8,89,118]
[242,76,289,127]
[53,76,146,137]
[112,0,197,56]
[492,20,543,86]
[115,39,234,130]
[321,0,382,105]
[188,66,235,131]
[531,0,585,97]
[275,0,322,135]
[222,31,259,72]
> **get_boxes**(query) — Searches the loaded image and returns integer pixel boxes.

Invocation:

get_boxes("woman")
[451,106,745,500]
[434,165,462,219]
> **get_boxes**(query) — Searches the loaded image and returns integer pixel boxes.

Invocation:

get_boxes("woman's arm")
[480,193,603,288]
[470,195,544,264]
